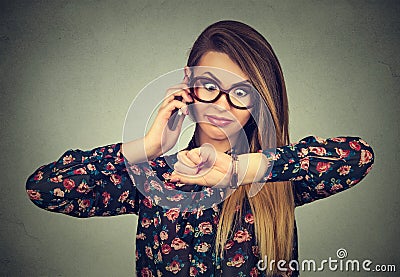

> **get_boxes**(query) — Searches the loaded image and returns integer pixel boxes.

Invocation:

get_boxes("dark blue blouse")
[26,136,374,276]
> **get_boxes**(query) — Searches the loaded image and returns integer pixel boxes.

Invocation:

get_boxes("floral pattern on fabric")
[26,136,374,276]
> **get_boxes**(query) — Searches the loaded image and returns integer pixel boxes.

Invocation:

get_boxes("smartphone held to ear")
[168,73,193,131]
[168,96,186,131]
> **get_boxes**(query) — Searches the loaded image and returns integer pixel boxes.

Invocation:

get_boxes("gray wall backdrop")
[1,0,399,276]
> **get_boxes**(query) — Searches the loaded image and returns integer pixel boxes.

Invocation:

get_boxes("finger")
[160,93,176,109]
[169,171,209,186]
[184,66,191,82]
[173,160,199,176]
[183,146,215,172]
[161,92,191,110]
[162,100,188,115]
[183,75,189,84]
[177,151,197,167]
[199,143,217,167]
[165,85,193,103]
[172,108,187,130]
[186,149,202,165]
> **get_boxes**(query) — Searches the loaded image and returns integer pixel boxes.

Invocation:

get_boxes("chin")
[199,123,240,141]
[204,125,228,139]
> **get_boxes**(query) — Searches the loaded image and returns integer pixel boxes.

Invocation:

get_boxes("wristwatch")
[229,147,239,189]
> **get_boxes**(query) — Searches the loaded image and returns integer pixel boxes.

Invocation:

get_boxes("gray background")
[1,0,399,276]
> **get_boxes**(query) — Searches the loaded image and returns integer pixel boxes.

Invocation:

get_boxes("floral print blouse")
[26,136,374,277]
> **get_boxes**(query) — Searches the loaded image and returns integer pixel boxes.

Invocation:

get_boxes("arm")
[121,137,162,164]
[26,142,147,217]
[168,135,374,206]
[260,136,375,206]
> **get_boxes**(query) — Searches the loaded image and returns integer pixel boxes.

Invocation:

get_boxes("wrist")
[238,153,270,185]
[121,137,161,164]
[143,135,162,160]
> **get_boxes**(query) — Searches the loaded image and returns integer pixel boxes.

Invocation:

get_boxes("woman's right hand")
[122,75,193,164]
[143,75,193,160]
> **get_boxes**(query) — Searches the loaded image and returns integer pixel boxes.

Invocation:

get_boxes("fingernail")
[181,106,189,115]
[195,161,205,174]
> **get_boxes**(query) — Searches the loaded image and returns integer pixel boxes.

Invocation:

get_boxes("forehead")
[194,51,249,84]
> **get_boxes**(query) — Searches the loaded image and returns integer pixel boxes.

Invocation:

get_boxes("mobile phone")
[168,96,184,131]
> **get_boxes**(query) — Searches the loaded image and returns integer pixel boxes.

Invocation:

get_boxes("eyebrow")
[202,71,252,87]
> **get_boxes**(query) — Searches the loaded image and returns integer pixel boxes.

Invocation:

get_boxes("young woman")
[26,20,374,277]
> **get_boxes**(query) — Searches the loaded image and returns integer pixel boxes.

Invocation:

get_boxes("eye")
[201,79,219,92]
[232,87,250,97]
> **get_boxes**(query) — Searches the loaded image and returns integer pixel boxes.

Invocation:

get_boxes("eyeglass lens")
[191,77,255,108]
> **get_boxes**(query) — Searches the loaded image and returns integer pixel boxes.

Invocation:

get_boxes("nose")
[213,92,232,111]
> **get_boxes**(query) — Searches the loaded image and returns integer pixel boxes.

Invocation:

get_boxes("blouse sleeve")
[261,136,375,207]
[25,142,147,217]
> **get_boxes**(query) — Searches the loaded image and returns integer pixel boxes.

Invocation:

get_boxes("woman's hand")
[122,75,193,164]
[144,75,193,159]
[169,144,233,187]
[170,145,271,188]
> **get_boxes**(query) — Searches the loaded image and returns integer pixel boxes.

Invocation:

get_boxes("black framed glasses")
[189,76,257,109]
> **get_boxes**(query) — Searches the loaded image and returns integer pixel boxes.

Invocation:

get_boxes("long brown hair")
[187,20,294,276]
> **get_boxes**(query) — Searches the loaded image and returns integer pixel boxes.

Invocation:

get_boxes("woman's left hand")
[169,144,233,187]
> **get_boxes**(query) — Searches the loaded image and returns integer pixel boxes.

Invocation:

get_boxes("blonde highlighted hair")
[187,20,294,276]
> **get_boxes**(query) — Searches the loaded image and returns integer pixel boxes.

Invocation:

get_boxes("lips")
[205,115,233,127]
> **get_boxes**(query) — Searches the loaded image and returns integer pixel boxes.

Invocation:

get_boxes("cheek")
[236,111,251,125]
[188,103,209,122]
[188,103,201,121]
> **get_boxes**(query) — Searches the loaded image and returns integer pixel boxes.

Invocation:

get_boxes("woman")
[26,20,374,276]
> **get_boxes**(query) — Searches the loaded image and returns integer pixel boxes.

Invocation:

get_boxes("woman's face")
[190,51,252,149]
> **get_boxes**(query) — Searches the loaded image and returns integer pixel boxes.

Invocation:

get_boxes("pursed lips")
[205,114,234,127]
